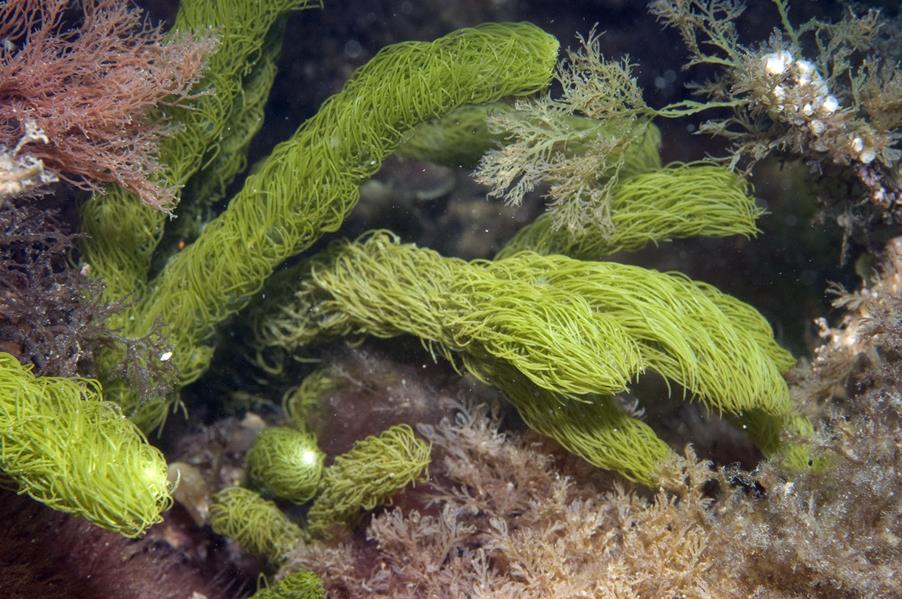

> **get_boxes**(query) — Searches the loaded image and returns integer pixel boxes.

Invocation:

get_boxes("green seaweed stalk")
[252,570,326,599]
[497,163,763,259]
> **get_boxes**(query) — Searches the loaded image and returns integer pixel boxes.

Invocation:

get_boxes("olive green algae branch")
[210,486,303,564]
[0,353,171,537]
[306,424,431,539]
[252,570,325,599]
[497,163,764,259]
[107,23,559,430]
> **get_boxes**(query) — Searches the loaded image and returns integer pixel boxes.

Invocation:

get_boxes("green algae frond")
[487,252,793,415]
[210,486,303,564]
[472,360,672,484]
[307,424,431,539]
[256,232,643,398]
[0,352,171,537]
[497,163,763,259]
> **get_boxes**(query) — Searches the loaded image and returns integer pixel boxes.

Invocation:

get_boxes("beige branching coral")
[812,236,902,383]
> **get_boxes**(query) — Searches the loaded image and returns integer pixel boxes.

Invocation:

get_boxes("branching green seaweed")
[486,252,794,415]
[497,163,763,259]
[0,353,171,537]
[256,232,644,398]
[252,570,326,599]
[469,359,672,484]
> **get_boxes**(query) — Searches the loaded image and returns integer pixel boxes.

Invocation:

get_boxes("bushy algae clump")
[497,163,763,259]
[81,0,328,427]
[248,427,325,503]
[0,353,171,537]
[252,570,325,599]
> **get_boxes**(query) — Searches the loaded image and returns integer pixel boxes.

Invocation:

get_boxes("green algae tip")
[0,352,171,537]
[210,486,303,564]
[252,570,326,599]
[306,424,431,539]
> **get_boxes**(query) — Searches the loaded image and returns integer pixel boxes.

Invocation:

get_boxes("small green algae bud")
[0,353,171,537]
[307,424,431,539]
[248,426,325,503]
[210,487,303,564]
[282,369,343,432]
[252,570,325,599]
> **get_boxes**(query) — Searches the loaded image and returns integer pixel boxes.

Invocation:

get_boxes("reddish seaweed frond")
[0,0,211,210]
